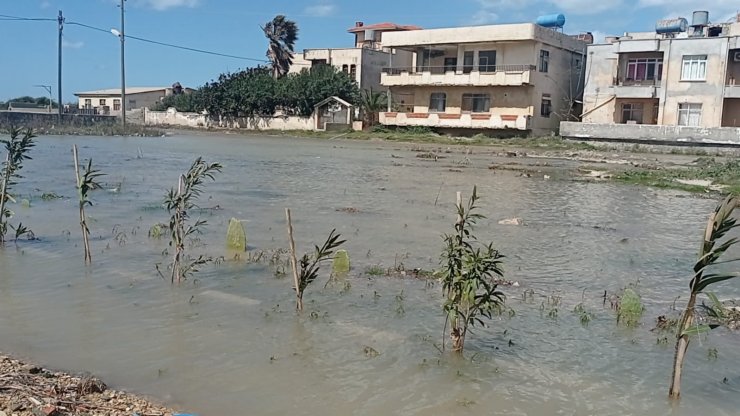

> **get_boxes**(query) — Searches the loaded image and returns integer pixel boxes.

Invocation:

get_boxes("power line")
[3,13,313,66]
[0,14,55,21]
[66,20,270,63]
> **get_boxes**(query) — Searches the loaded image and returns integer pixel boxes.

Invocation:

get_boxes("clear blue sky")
[1,0,737,103]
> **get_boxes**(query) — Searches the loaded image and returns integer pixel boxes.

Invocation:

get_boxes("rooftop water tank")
[692,11,709,26]
[536,14,566,28]
[656,18,688,34]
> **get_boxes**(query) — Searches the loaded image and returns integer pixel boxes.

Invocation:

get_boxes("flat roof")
[347,22,421,33]
[381,23,586,52]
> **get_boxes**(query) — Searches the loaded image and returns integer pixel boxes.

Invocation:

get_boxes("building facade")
[74,86,191,115]
[378,23,588,135]
[582,11,740,128]
[290,22,418,91]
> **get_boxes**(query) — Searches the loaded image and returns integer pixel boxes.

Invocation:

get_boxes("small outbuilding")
[314,96,354,131]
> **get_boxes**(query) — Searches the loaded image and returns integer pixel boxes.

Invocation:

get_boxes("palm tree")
[359,89,388,127]
[262,15,299,79]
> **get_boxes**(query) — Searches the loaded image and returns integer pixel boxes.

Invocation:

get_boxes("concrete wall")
[0,111,116,129]
[144,108,209,128]
[143,108,316,131]
[391,85,532,116]
[561,121,740,146]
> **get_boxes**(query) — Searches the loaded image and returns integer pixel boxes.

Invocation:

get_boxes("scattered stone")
[21,364,42,374]
[332,250,350,274]
[226,218,247,251]
[0,352,178,415]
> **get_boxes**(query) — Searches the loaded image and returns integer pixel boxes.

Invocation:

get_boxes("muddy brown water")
[1,134,740,415]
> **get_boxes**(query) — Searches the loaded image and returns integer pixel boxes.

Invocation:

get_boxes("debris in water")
[498,218,523,226]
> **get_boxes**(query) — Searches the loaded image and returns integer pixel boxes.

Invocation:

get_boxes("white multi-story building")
[377,21,589,135]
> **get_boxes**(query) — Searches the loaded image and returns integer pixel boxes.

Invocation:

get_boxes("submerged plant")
[441,187,506,353]
[285,208,345,311]
[164,157,222,284]
[670,195,740,399]
[0,127,35,245]
[73,145,103,264]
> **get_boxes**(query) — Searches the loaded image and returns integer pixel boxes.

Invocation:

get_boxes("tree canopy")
[154,65,359,118]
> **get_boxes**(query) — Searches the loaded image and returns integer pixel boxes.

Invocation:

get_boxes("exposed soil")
[0,353,177,416]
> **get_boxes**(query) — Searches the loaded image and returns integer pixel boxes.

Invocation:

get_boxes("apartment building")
[378,21,589,135]
[582,11,740,129]
[290,22,418,90]
[75,85,192,115]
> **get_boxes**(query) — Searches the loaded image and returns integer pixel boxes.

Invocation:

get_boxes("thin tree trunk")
[171,175,184,284]
[73,145,91,264]
[669,293,697,399]
[0,152,11,245]
[285,208,302,311]
[450,191,464,352]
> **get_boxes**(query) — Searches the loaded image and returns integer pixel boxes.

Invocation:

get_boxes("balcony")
[612,78,660,99]
[380,111,531,130]
[381,65,534,87]
[725,85,740,99]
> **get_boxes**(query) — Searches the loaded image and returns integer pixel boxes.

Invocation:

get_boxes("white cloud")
[549,0,622,14]
[137,0,199,11]
[62,39,84,49]
[40,1,51,9]
[472,10,499,25]
[304,3,336,17]
[638,0,739,22]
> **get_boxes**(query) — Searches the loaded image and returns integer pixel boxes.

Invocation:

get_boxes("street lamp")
[33,84,53,113]
[112,0,126,127]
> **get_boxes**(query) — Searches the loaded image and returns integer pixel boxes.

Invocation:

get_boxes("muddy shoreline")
[0,353,178,416]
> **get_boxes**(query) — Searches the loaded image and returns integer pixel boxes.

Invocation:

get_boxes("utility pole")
[58,10,64,118]
[120,0,126,128]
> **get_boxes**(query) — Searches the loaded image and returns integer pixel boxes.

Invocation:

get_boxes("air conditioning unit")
[734,51,740,62]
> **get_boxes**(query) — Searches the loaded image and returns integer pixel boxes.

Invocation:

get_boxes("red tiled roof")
[347,22,422,33]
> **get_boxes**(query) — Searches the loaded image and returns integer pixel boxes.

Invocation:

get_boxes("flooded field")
[1,133,739,415]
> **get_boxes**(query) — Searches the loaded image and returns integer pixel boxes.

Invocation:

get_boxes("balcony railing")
[382,64,536,75]
[613,77,661,87]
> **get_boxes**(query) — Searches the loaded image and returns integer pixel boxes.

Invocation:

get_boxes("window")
[541,94,552,117]
[462,93,490,113]
[626,58,663,81]
[350,64,357,80]
[99,99,107,106]
[621,103,643,124]
[113,99,121,111]
[681,55,707,81]
[678,103,702,126]
[463,51,474,74]
[84,99,91,108]
[342,64,349,73]
[539,50,549,73]
[479,50,497,72]
[443,57,457,72]
[429,93,447,112]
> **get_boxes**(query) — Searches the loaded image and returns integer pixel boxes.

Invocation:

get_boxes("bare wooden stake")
[285,208,302,311]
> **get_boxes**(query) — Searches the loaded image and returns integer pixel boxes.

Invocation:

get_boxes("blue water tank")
[536,14,566,28]
[656,18,688,34]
